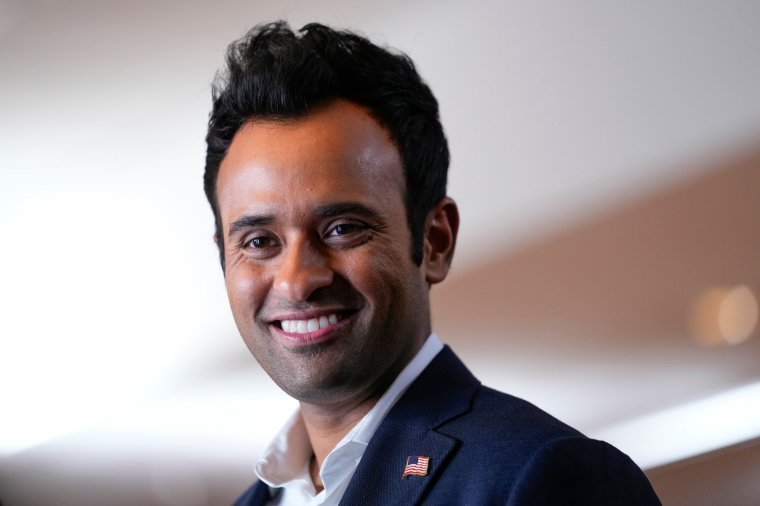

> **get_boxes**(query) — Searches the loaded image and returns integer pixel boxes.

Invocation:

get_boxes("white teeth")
[281,313,340,334]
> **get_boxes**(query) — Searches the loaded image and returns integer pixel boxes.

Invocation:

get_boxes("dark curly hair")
[204,21,449,269]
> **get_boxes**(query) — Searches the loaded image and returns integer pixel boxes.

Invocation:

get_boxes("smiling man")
[204,21,660,505]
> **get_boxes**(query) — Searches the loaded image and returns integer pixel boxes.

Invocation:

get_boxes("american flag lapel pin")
[402,455,430,479]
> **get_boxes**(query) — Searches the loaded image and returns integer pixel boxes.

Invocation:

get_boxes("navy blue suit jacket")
[235,346,661,505]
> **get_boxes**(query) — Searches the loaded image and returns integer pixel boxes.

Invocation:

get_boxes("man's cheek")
[227,271,267,318]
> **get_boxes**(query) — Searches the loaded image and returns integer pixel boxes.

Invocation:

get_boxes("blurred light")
[0,184,216,456]
[148,464,209,506]
[591,380,760,469]
[719,285,758,345]
[689,285,758,346]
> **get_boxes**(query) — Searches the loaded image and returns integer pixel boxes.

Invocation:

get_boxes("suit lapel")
[233,479,271,506]
[340,347,479,505]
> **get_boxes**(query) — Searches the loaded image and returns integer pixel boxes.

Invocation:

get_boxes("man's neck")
[300,396,377,492]
[300,396,376,466]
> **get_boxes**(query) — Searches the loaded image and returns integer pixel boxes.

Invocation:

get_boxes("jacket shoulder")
[427,389,661,505]
[505,436,662,505]
[444,385,583,443]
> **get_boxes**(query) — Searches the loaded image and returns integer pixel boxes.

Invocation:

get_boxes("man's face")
[216,99,432,407]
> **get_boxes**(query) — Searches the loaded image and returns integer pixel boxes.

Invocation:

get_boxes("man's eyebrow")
[315,202,382,219]
[228,214,274,238]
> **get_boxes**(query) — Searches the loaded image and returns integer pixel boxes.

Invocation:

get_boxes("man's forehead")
[225,101,397,161]
[217,151,402,204]
[216,100,406,216]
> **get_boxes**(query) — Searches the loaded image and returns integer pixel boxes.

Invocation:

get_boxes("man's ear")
[423,197,459,285]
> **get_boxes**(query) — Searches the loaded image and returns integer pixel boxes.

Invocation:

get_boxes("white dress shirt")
[255,333,444,506]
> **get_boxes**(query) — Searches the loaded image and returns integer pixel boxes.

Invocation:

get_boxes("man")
[204,21,661,505]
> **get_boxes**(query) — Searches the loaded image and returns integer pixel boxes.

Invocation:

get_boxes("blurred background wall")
[1,1,759,504]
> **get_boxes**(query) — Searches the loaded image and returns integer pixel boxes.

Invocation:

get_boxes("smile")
[280,313,340,334]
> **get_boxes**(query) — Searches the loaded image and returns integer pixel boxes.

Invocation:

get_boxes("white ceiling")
[1,1,760,504]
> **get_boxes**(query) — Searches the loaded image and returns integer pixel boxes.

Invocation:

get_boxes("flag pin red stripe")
[402,455,430,479]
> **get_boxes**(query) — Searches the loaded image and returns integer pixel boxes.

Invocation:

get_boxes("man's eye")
[325,222,374,248]
[246,236,273,249]
[328,223,362,236]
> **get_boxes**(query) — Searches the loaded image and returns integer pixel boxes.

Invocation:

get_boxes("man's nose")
[273,241,334,302]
